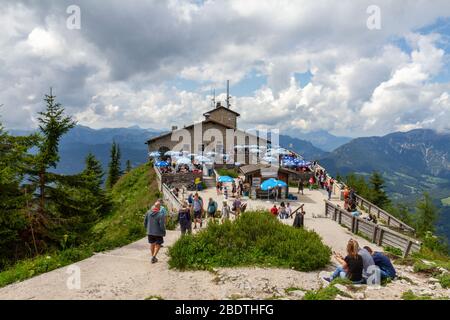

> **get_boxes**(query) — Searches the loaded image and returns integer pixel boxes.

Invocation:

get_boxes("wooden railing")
[354,194,415,233]
[332,182,415,233]
[325,201,421,257]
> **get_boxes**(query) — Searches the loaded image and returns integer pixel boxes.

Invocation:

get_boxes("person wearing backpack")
[207,197,218,222]
[178,202,192,235]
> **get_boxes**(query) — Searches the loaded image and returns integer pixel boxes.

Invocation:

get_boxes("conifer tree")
[126,160,132,173]
[415,192,438,236]
[0,122,36,264]
[106,141,121,189]
[369,171,390,208]
[25,89,76,243]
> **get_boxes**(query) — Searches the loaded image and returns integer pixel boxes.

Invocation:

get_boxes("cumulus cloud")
[0,0,450,137]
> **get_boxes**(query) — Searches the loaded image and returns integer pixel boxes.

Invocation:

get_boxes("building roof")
[203,105,241,117]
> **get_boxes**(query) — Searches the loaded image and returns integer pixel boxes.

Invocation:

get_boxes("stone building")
[146,102,271,165]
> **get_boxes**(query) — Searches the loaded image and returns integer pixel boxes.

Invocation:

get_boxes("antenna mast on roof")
[211,88,216,108]
[226,80,231,108]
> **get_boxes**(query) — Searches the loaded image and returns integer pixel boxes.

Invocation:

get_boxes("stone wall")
[161,171,203,187]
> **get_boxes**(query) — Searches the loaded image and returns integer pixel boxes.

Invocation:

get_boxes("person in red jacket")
[270,204,278,217]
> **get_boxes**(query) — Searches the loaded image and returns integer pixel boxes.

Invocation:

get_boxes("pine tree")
[0,122,36,264]
[24,89,76,244]
[82,153,111,217]
[126,160,132,173]
[415,192,438,236]
[369,171,390,209]
[106,141,121,189]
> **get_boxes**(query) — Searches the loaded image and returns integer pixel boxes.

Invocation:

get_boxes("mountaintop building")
[146,101,271,165]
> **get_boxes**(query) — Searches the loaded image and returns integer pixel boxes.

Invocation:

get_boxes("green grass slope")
[0,163,158,288]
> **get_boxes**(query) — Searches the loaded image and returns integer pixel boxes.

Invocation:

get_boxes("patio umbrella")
[234,145,245,150]
[261,178,278,201]
[260,178,278,190]
[234,162,242,167]
[176,157,192,165]
[195,155,212,163]
[249,148,261,154]
[205,151,217,157]
[262,156,278,163]
[155,161,169,167]
[148,151,160,157]
[276,180,288,187]
[165,150,180,156]
[218,175,234,183]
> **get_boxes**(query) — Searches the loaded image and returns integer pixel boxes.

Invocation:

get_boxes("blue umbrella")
[260,178,278,191]
[276,180,288,187]
[155,161,169,167]
[218,175,234,183]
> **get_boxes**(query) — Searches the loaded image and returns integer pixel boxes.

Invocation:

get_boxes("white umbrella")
[249,148,261,154]
[176,157,192,165]
[165,150,180,156]
[205,151,217,157]
[234,145,245,150]
[195,155,212,163]
[148,151,160,157]
[262,156,278,163]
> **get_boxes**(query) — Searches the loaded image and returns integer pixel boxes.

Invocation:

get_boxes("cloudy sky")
[1,0,450,137]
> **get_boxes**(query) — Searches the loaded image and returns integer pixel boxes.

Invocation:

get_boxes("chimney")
[172,125,178,131]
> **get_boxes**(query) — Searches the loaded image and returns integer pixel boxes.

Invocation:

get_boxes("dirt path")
[1,189,448,300]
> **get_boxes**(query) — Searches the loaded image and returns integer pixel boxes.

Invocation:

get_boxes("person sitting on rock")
[364,246,396,280]
[324,239,364,284]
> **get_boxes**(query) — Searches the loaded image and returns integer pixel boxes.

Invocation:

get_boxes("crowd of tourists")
[216,177,245,199]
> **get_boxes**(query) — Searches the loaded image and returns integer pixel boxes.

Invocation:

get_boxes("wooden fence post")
[354,219,359,234]
[377,229,385,246]
[403,240,413,258]
[372,226,378,243]
[338,210,342,224]
[387,216,391,226]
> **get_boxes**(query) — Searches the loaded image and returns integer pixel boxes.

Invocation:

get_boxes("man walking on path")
[178,202,192,235]
[298,179,304,195]
[144,200,167,264]
[193,193,204,229]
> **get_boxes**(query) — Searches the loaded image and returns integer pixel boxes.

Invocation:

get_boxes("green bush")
[168,211,331,271]
[401,290,433,300]
[438,273,450,288]
[384,246,403,257]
